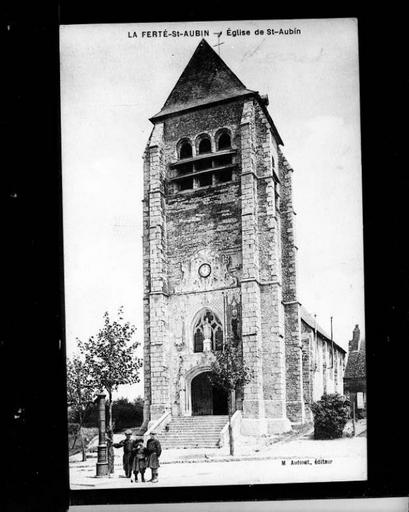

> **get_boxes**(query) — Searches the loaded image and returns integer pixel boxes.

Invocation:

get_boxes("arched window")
[217,132,231,150]
[179,140,192,159]
[215,326,223,351]
[193,309,223,352]
[194,329,204,353]
[198,137,211,154]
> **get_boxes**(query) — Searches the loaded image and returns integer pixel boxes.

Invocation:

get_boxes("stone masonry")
[142,39,345,435]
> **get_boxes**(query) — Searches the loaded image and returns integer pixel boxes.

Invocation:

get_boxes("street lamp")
[96,393,109,477]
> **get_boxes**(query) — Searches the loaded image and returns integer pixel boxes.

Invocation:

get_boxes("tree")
[66,354,95,461]
[111,397,144,430]
[208,342,253,456]
[133,396,144,424]
[77,307,143,434]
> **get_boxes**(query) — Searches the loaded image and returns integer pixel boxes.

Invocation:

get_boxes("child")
[146,431,162,483]
[131,438,147,483]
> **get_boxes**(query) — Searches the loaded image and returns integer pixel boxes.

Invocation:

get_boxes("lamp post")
[96,393,109,477]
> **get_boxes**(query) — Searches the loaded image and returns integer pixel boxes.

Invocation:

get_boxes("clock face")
[198,263,211,278]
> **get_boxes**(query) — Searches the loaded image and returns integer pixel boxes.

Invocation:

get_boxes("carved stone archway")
[184,366,228,416]
[184,366,211,416]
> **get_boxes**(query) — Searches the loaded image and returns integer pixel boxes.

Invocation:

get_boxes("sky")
[60,18,364,401]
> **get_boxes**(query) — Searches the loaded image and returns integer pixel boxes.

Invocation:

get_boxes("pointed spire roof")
[150,39,256,121]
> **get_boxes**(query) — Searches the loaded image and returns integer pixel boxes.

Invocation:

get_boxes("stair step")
[156,415,229,449]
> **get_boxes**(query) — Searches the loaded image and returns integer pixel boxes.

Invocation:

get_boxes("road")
[70,436,367,489]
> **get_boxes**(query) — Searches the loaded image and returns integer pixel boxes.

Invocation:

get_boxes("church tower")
[143,39,305,435]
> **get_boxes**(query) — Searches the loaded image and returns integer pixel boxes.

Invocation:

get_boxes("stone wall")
[143,95,300,433]
[279,151,304,423]
[301,320,345,403]
[301,330,313,421]
[143,123,171,420]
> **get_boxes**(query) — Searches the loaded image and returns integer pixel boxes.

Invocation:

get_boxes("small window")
[198,137,211,154]
[179,141,192,159]
[179,177,194,191]
[218,132,231,150]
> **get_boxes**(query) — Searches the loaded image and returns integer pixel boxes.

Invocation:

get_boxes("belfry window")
[217,132,231,150]
[198,137,211,154]
[179,141,192,159]
[171,132,236,193]
[193,309,223,353]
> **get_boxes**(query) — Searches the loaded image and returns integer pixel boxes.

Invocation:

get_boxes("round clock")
[198,263,211,278]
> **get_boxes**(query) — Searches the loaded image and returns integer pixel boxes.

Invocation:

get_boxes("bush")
[310,393,350,439]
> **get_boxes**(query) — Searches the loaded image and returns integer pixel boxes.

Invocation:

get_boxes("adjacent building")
[344,325,366,417]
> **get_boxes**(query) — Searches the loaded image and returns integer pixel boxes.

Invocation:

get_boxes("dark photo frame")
[3,5,408,511]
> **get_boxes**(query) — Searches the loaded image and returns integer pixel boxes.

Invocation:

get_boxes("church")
[142,39,345,444]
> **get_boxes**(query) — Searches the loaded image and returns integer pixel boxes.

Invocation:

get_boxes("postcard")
[60,18,366,491]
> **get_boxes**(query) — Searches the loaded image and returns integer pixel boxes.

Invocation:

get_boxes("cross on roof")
[213,32,224,55]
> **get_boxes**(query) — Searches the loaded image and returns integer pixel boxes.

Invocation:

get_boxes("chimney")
[349,324,360,352]
[260,94,269,106]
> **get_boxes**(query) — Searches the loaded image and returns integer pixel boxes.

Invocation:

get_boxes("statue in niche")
[228,296,241,347]
[202,316,212,352]
[231,308,239,346]
[222,254,238,287]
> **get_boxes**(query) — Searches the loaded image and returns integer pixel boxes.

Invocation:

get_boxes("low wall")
[218,410,242,448]
[143,411,172,443]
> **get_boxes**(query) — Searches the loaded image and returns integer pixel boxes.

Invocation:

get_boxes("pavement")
[69,419,367,488]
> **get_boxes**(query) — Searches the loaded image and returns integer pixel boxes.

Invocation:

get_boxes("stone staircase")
[158,415,228,449]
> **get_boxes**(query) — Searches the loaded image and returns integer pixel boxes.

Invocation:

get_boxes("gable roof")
[300,305,346,353]
[345,338,366,379]
[150,39,256,121]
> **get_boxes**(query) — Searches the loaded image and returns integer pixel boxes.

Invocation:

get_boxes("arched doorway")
[191,371,228,415]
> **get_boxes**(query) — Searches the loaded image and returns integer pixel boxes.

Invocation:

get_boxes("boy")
[131,438,147,483]
[146,431,162,483]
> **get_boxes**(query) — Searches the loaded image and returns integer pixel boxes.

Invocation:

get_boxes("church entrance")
[191,371,228,415]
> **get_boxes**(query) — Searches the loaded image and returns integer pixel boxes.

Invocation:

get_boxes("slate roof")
[344,338,366,379]
[151,39,255,120]
[300,305,346,353]
[150,39,283,144]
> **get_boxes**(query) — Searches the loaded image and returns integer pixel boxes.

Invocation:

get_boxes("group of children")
[112,430,162,483]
